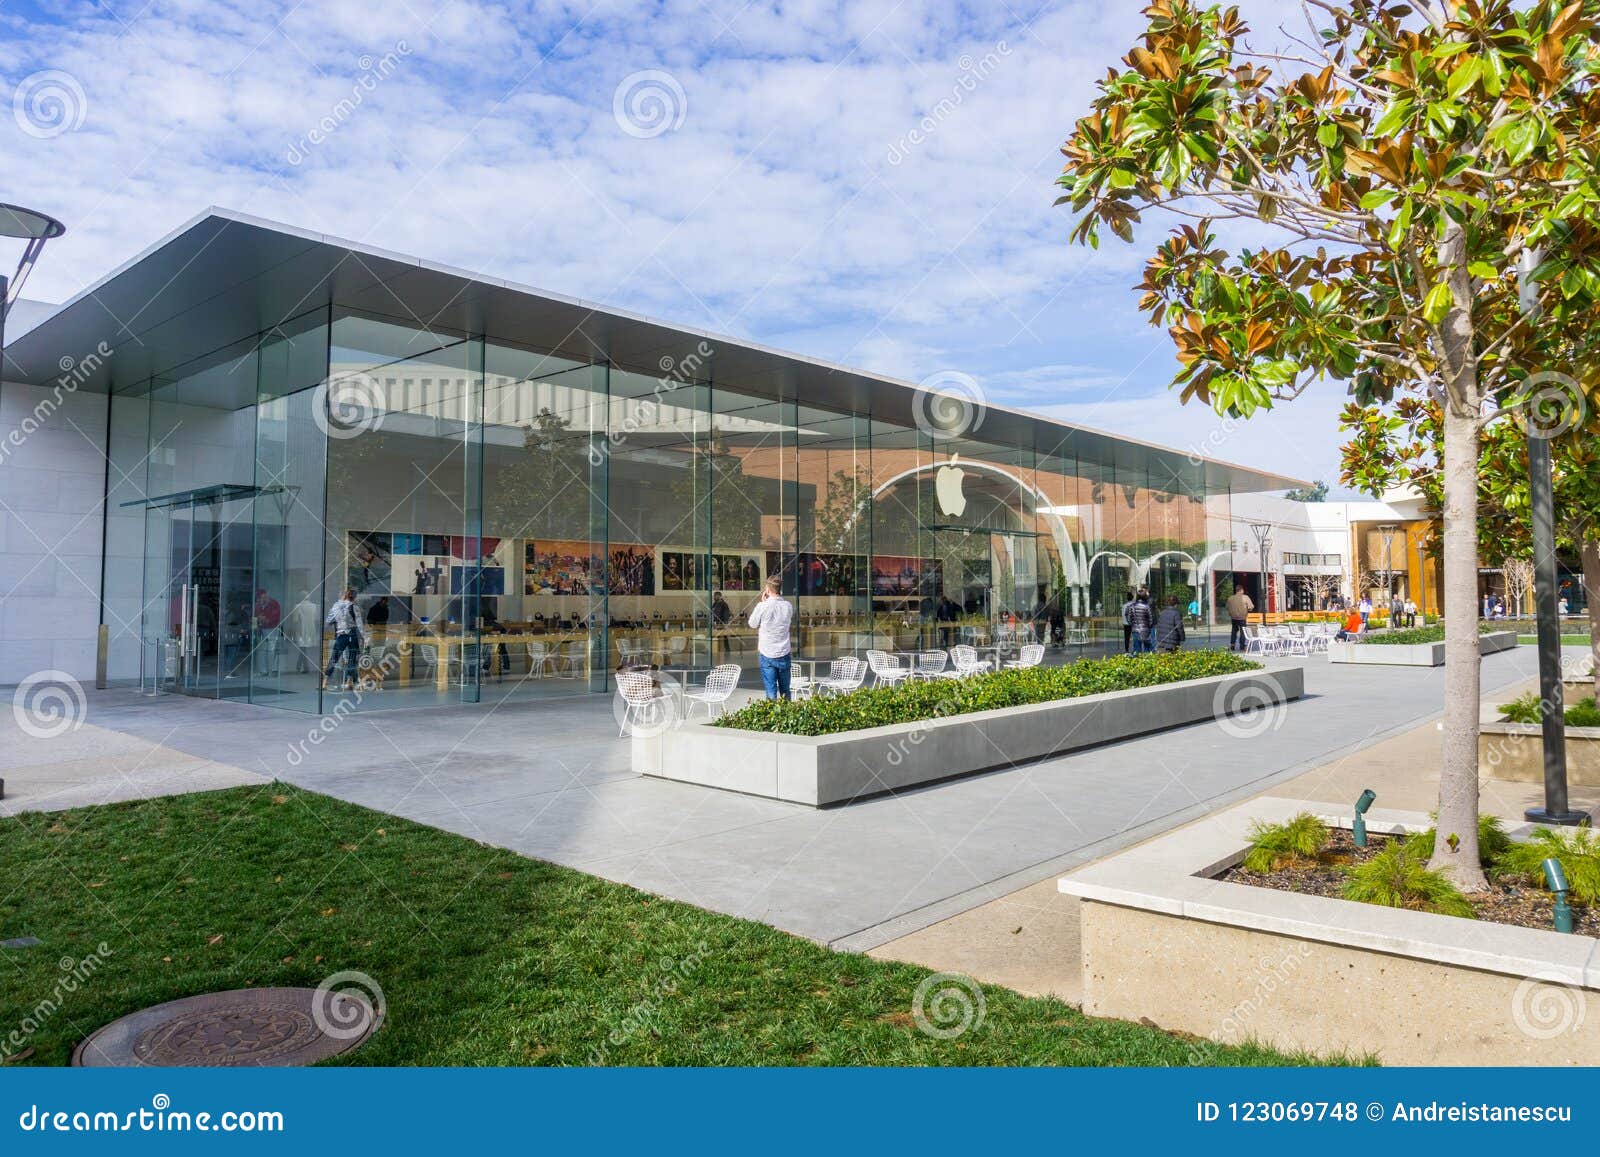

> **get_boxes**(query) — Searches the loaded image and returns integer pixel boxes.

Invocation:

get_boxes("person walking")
[1358,595,1372,628]
[1225,585,1254,652]
[1127,591,1157,655]
[1155,595,1187,653]
[1404,597,1417,627]
[1120,591,1136,653]
[323,587,366,691]
[748,575,794,700]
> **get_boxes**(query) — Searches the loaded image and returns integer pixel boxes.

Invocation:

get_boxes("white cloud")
[0,0,1354,490]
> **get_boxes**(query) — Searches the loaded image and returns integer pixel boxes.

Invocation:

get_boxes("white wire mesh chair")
[683,663,741,718]
[866,650,910,687]
[818,656,866,695]
[916,650,950,679]
[949,644,991,676]
[1005,643,1046,670]
[616,669,667,736]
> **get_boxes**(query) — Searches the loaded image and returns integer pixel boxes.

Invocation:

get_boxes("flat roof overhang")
[2,208,1306,494]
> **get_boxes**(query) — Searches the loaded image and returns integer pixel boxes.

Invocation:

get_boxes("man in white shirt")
[748,575,794,700]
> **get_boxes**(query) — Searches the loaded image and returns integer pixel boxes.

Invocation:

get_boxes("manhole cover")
[73,987,381,1067]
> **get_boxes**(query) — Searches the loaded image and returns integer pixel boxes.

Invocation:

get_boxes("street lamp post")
[0,203,66,382]
[1248,521,1272,627]
[1516,246,1584,826]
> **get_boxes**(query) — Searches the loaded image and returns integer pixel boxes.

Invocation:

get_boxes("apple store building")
[1,211,1297,714]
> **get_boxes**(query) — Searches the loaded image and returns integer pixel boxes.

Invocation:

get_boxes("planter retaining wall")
[1060,798,1600,1065]
[632,666,1305,807]
[1328,629,1518,668]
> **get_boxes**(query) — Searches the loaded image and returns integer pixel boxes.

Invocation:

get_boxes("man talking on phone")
[748,574,795,700]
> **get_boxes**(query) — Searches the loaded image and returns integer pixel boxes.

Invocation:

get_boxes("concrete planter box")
[1060,798,1600,1065]
[1481,721,1600,786]
[1328,629,1518,667]
[633,666,1304,807]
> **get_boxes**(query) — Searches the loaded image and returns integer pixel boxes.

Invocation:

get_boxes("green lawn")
[0,786,1341,1067]
[1516,634,1592,647]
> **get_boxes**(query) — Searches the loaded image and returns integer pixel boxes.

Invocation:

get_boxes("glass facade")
[100,305,1240,714]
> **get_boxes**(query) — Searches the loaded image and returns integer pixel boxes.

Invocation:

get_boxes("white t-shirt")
[748,596,794,658]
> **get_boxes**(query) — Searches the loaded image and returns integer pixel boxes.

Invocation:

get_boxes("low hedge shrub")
[1364,623,1498,646]
[715,649,1261,736]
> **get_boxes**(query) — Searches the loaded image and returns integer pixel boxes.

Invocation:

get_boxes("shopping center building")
[0,209,1301,713]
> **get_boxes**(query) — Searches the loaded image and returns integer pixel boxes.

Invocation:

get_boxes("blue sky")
[0,0,1353,492]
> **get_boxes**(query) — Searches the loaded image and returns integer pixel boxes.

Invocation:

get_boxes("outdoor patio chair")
[915,650,951,679]
[1242,626,1277,656]
[683,663,741,718]
[560,640,588,677]
[818,656,867,696]
[615,670,668,736]
[866,650,910,687]
[950,644,991,676]
[1005,643,1045,670]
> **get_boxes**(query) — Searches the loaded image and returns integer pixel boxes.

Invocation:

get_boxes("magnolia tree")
[1057,0,1600,886]
[1344,396,1600,698]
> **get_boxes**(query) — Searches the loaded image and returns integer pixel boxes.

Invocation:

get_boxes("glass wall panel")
[792,405,871,664]
[252,309,331,711]
[866,420,930,655]
[323,311,482,707]
[142,341,259,699]
[709,384,792,678]
[482,342,608,695]
[606,363,710,682]
[104,390,150,681]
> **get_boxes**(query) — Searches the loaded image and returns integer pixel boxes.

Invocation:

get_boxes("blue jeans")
[1130,630,1154,655]
[759,653,791,700]
[325,630,361,684]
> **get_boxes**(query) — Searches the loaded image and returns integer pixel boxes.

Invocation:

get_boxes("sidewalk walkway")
[868,653,1598,1001]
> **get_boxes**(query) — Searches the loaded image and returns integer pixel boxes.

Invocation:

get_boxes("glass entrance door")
[135,486,259,700]
[930,528,1043,649]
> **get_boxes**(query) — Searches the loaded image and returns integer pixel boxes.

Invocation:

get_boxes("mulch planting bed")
[1217,829,1600,935]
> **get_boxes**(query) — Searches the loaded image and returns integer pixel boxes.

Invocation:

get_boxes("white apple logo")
[935,454,967,517]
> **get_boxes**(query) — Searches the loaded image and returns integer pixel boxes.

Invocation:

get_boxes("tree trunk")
[1429,404,1488,889]
[1584,540,1600,706]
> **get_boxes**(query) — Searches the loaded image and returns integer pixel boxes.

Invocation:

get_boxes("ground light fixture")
[1543,858,1573,933]
[1352,788,1376,848]
[0,201,67,382]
